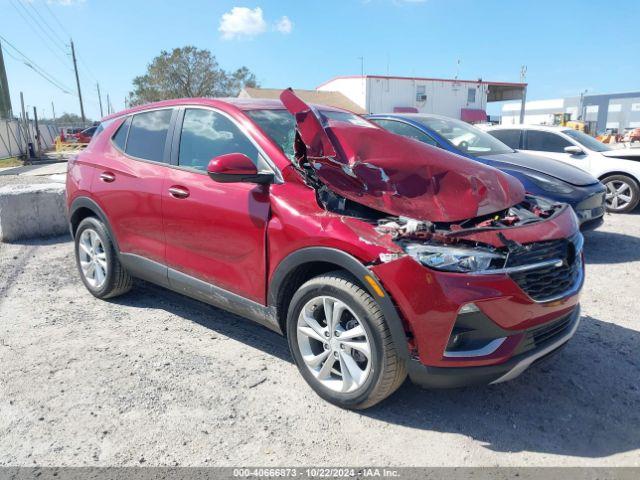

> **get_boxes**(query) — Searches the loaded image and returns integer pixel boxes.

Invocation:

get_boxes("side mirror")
[564,145,584,155]
[207,153,274,185]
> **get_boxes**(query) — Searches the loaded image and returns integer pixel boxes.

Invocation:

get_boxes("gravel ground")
[0,213,638,467]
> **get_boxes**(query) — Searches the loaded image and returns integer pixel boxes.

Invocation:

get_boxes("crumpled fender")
[280,88,525,223]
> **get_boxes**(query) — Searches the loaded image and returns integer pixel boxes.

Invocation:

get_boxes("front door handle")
[99,172,115,183]
[168,186,190,199]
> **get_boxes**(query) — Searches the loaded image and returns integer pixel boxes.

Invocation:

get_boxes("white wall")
[317,78,367,110]
[501,97,580,125]
[319,77,488,118]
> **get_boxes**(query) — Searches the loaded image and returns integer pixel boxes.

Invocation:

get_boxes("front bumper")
[405,306,581,388]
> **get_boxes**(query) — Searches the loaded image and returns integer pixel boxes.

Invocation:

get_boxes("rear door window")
[125,109,173,162]
[525,130,572,153]
[489,129,522,149]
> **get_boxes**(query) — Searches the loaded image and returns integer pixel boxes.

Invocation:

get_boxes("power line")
[9,0,73,69]
[25,0,69,50]
[42,0,72,40]
[0,34,74,95]
[11,0,69,57]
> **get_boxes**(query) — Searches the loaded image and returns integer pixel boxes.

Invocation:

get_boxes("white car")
[483,124,640,213]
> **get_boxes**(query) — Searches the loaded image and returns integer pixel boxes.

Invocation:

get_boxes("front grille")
[528,313,573,346]
[506,234,583,302]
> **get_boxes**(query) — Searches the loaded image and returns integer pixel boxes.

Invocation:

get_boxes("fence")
[0,119,60,160]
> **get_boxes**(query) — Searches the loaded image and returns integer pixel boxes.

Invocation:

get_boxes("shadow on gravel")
[2,234,71,246]
[583,228,640,264]
[110,281,293,363]
[365,315,640,458]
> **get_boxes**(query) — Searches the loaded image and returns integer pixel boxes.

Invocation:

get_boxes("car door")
[523,129,584,169]
[91,108,175,267]
[162,107,271,304]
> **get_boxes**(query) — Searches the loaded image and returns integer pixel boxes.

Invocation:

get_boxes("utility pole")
[70,39,86,123]
[33,106,42,157]
[519,65,528,124]
[51,101,57,126]
[0,40,12,119]
[96,82,104,118]
[106,93,111,115]
[20,92,30,150]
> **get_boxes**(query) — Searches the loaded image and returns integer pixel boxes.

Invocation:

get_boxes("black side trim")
[119,253,170,288]
[68,197,120,251]
[268,247,411,363]
[120,253,280,333]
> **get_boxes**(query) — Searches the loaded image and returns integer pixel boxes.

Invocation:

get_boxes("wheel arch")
[69,197,120,252]
[268,247,411,362]
[598,171,640,187]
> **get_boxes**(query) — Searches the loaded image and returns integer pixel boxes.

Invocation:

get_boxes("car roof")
[102,97,345,122]
[486,124,569,133]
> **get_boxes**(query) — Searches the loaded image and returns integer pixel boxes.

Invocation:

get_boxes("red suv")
[67,89,583,409]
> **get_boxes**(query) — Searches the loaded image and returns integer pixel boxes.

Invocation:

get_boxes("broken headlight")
[403,244,506,273]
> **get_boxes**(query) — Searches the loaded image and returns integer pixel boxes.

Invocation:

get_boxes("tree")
[128,46,258,106]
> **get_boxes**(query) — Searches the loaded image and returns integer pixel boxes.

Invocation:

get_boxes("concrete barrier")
[0,183,67,242]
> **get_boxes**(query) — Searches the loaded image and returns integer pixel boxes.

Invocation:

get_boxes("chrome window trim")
[177,105,284,184]
[108,104,283,184]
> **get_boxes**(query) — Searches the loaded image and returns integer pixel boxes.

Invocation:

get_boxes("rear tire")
[602,174,640,213]
[286,271,406,409]
[74,217,132,299]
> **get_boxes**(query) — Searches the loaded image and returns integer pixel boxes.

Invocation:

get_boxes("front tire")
[602,174,640,213]
[286,271,406,409]
[74,217,132,299]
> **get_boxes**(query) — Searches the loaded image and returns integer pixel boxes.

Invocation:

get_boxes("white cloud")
[275,16,293,34]
[218,7,268,40]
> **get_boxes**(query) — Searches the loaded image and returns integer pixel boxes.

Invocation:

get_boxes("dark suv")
[67,89,584,409]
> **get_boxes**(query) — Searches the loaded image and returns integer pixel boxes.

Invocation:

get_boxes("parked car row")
[366,114,607,228]
[482,124,640,213]
[67,90,587,409]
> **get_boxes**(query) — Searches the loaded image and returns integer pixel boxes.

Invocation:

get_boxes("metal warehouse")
[317,75,527,121]
[501,91,640,134]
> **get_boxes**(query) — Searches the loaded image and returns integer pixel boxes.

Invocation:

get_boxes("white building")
[317,75,527,122]
[501,91,640,134]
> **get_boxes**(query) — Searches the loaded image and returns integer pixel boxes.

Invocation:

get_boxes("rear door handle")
[99,172,115,183]
[168,186,190,199]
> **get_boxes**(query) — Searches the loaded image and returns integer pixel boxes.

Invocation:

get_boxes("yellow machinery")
[553,113,588,133]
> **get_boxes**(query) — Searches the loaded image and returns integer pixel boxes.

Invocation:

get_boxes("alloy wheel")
[605,180,634,211]
[296,296,372,393]
[78,228,108,289]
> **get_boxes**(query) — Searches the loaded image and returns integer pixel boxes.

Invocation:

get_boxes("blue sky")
[1,0,639,121]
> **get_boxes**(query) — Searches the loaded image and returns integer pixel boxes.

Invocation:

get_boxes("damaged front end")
[375,195,574,275]
[279,88,581,273]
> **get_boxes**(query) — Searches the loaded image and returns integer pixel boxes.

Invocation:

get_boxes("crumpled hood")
[481,151,599,186]
[280,89,525,222]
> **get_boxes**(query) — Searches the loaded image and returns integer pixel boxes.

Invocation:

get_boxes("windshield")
[245,109,374,160]
[419,116,514,156]
[563,129,612,152]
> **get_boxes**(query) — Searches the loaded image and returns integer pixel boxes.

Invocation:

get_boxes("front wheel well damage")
[272,262,366,335]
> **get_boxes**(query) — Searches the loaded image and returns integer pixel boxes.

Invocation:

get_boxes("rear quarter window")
[112,117,131,151]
